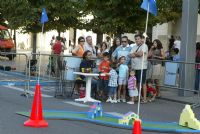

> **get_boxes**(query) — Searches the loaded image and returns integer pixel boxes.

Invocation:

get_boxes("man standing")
[84,36,96,58]
[112,36,132,65]
[129,34,148,103]
[52,36,64,77]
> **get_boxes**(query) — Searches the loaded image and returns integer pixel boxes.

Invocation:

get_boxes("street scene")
[1,0,200,134]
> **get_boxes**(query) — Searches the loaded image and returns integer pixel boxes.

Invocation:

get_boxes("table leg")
[75,76,100,103]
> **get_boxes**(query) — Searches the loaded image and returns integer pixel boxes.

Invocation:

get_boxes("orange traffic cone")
[132,119,142,134]
[24,84,48,127]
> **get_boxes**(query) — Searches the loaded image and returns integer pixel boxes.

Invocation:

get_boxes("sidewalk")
[160,87,200,105]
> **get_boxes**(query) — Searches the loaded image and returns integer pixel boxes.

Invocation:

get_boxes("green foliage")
[0,0,199,34]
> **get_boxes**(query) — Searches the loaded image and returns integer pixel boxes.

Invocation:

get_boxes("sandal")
[141,100,148,104]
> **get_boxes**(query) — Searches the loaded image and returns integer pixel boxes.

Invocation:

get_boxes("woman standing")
[109,37,120,58]
[97,42,109,58]
[72,36,85,57]
[194,42,200,94]
[148,39,165,97]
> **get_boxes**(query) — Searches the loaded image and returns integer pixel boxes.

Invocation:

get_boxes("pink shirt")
[128,76,136,90]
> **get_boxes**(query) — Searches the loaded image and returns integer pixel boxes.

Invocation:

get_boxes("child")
[106,62,118,103]
[98,52,110,100]
[127,69,138,104]
[117,56,129,102]
[146,79,157,102]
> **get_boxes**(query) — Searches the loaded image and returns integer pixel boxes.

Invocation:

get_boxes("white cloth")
[174,40,181,50]
[128,89,138,97]
[130,44,148,70]
[84,43,96,58]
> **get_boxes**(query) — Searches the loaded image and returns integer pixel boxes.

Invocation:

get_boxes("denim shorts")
[108,86,117,96]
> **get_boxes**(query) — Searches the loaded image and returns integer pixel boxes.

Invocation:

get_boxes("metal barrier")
[1,51,200,106]
[147,58,200,107]
[0,51,29,96]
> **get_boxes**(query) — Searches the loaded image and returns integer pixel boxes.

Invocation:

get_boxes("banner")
[164,62,178,86]
[64,57,82,80]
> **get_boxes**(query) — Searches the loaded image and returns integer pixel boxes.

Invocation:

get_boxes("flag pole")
[37,23,44,84]
[137,1,150,118]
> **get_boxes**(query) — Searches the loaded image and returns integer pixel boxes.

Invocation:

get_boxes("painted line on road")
[3,85,53,98]
[63,101,124,117]
[63,101,90,108]
[30,86,55,92]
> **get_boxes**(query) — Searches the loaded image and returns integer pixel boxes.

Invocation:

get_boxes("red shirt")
[98,60,110,80]
[53,41,62,54]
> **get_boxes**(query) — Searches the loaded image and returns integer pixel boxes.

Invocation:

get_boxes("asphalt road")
[1,83,200,134]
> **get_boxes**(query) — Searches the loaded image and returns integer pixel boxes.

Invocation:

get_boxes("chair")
[70,77,85,97]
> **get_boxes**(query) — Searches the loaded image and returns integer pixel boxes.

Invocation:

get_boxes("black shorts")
[135,69,147,84]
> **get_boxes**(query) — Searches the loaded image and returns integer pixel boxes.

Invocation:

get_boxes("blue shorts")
[135,69,147,84]
[108,86,117,96]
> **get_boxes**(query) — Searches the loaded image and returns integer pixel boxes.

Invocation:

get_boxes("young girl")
[117,56,129,102]
[106,62,118,103]
[127,69,138,104]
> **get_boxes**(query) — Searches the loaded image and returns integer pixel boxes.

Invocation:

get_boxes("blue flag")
[40,8,49,23]
[140,0,157,16]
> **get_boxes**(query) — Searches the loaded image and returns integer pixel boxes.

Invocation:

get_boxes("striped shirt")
[108,69,118,87]
[128,76,136,90]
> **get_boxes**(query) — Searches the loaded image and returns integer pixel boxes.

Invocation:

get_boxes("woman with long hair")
[148,39,165,97]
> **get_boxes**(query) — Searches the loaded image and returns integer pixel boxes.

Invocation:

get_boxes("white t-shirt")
[84,43,96,58]
[130,44,148,70]
[174,40,181,50]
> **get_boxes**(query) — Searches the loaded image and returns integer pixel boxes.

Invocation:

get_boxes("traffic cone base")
[24,119,48,127]
[133,119,142,134]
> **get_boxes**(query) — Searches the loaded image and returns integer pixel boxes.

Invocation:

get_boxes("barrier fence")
[0,51,200,106]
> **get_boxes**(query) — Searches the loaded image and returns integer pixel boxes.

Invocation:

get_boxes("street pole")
[179,0,199,96]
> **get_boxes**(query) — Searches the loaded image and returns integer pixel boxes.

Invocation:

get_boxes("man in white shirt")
[129,34,148,103]
[174,36,181,50]
[84,36,96,58]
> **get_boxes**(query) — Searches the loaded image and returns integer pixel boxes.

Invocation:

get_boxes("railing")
[0,51,200,106]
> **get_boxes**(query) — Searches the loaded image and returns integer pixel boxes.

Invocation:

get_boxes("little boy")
[106,62,118,103]
[98,52,110,100]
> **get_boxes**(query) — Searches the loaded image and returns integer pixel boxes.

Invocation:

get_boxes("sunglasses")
[80,40,85,42]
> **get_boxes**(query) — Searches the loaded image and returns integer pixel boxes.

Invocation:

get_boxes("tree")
[83,0,184,35]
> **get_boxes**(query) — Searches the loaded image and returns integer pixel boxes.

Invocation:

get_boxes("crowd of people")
[71,34,165,104]
[49,33,200,104]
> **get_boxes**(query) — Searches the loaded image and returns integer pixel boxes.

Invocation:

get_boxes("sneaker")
[106,97,112,102]
[127,101,134,104]
[122,99,126,103]
[112,99,118,103]
[117,99,121,102]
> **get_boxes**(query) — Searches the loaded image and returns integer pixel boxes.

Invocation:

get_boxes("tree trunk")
[96,32,103,45]
[14,29,16,51]
[116,27,122,39]
[32,33,37,60]
[73,28,76,45]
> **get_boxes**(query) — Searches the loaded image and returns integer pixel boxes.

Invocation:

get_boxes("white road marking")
[3,85,53,98]
[30,86,55,92]
[105,112,124,117]
[63,101,89,107]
